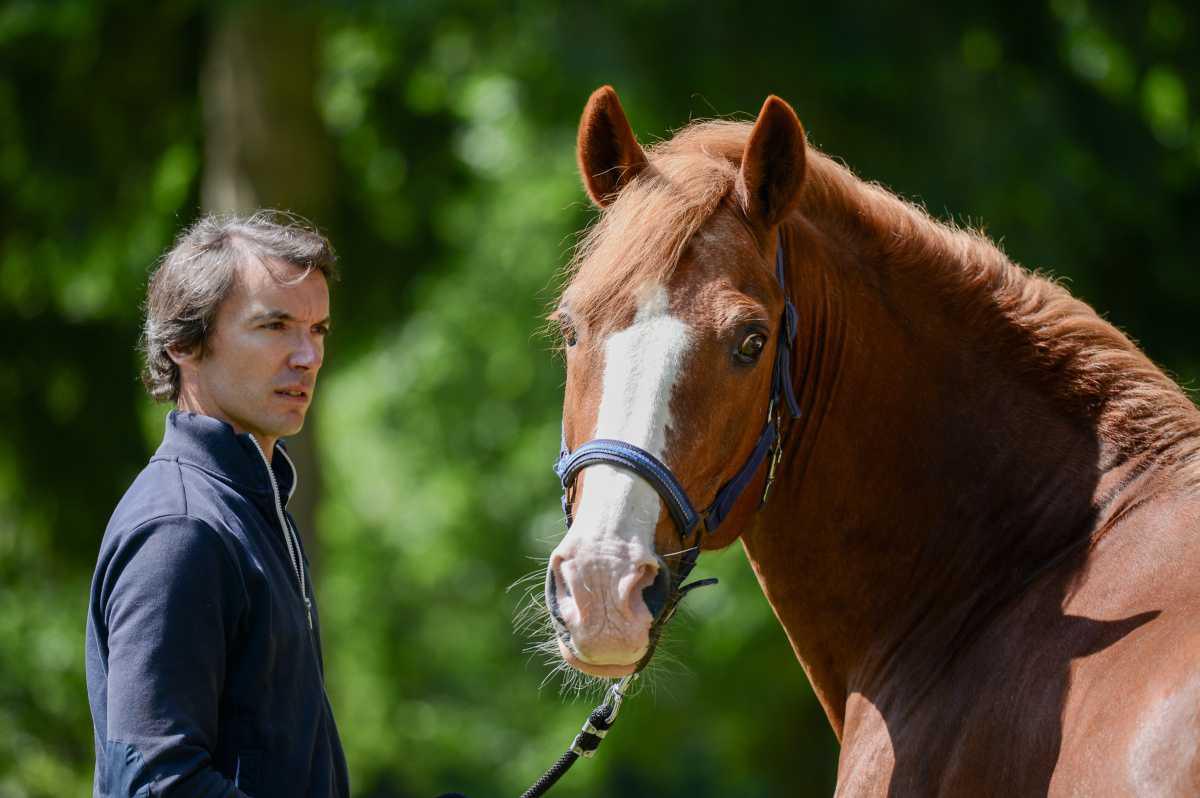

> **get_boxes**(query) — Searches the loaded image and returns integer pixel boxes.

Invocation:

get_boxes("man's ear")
[577,85,649,207]
[167,344,199,367]
[735,95,807,228]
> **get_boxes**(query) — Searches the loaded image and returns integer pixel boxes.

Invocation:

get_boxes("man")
[85,212,349,797]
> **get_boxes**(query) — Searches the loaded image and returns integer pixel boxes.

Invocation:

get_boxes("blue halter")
[554,238,802,544]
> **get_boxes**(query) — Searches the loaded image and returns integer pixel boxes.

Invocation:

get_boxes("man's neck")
[174,392,276,463]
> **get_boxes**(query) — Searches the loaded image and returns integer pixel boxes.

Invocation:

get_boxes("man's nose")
[289,333,323,371]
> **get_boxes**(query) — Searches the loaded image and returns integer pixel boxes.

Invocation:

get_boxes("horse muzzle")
[545,546,671,674]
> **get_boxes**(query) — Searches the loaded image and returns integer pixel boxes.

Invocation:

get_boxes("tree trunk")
[200,6,334,566]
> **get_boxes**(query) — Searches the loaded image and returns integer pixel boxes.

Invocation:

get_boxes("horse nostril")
[548,554,571,598]
[545,561,569,629]
[642,565,671,619]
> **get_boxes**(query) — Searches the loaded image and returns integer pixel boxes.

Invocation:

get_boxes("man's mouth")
[275,388,310,402]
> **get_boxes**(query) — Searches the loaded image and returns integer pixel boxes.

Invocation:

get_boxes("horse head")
[544,87,808,677]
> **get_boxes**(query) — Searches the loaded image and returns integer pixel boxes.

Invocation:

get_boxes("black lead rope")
[517,672,635,798]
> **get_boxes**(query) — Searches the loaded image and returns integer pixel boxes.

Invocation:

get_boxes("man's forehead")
[236,255,319,286]
[228,257,330,316]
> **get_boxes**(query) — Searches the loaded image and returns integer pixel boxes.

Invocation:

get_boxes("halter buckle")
[760,406,784,506]
[561,481,578,529]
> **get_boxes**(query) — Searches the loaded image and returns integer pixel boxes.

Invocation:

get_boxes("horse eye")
[735,331,767,363]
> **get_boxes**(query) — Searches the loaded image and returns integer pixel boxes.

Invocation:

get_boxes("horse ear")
[737,95,807,228]
[577,86,649,207]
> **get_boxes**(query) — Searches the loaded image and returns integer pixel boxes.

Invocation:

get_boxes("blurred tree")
[200,3,335,554]
[0,3,205,793]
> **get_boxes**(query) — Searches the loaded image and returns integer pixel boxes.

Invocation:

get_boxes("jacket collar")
[155,410,296,504]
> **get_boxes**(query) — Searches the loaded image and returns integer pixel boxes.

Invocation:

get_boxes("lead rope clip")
[569,674,636,758]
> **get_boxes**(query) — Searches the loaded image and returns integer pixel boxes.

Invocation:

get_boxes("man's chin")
[240,412,307,444]
[273,404,311,435]
[281,415,307,437]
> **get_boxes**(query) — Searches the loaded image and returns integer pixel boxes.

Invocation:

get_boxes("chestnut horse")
[543,86,1200,795]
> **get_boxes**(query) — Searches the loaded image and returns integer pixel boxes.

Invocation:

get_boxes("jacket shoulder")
[107,457,190,534]
[98,458,251,600]
[92,509,250,632]
[100,458,247,574]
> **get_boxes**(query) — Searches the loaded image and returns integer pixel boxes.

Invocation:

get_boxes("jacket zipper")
[248,436,313,629]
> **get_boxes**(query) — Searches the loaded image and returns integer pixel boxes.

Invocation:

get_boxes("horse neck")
[741,154,1200,736]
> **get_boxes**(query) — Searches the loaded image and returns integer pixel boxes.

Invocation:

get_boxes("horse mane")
[564,120,1200,473]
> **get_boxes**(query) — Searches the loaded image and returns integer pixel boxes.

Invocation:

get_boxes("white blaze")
[571,284,692,548]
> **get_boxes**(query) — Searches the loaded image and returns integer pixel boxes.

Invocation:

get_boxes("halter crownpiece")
[554,236,801,543]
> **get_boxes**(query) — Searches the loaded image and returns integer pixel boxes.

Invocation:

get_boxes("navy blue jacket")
[86,411,349,797]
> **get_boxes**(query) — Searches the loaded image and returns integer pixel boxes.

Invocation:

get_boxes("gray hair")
[140,210,339,402]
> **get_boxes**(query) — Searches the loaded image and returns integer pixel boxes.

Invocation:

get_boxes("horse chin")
[557,639,640,678]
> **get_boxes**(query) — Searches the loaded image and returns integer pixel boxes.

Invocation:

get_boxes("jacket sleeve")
[98,514,251,798]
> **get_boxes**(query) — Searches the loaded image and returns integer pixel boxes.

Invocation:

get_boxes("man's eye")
[313,325,329,336]
[264,322,285,330]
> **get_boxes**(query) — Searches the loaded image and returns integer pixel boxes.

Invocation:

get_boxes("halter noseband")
[554,237,802,550]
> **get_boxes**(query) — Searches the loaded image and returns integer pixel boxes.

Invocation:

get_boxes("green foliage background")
[0,1,1196,795]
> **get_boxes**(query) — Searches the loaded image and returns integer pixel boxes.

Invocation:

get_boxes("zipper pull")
[304,596,313,629]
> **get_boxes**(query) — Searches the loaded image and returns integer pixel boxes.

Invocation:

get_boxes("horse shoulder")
[1123,664,1200,796]
[1055,496,1200,795]
[1061,632,1200,796]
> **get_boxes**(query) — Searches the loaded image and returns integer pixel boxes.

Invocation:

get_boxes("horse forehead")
[593,282,692,425]
[684,206,764,270]
[671,219,774,322]
[567,278,680,337]
[600,282,689,357]
[689,208,752,250]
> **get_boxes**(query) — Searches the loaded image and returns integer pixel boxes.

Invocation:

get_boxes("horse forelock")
[560,121,751,334]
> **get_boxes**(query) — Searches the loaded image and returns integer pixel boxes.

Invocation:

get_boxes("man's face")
[176,257,330,443]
